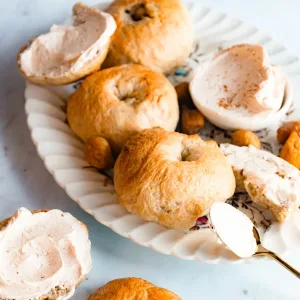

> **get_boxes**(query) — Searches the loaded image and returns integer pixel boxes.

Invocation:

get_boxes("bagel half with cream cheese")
[0,208,92,300]
[189,44,288,131]
[221,143,300,222]
[17,3,116,85]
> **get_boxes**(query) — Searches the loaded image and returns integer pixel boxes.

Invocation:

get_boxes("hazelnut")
[280,131,300,169]
[231,130,261,149]
[175,82,195,108]
[84,136,114,169]
[181,105,205,135]
[277,121,300,144]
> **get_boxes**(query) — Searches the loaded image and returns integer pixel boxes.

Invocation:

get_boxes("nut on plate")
[277,121,300,144]
[280,131,300,169]
[175,82,195,108]
[181,105,205,135]
[84,136,114,169]
[231,129,261,149]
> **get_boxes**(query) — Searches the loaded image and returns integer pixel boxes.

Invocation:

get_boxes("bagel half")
[0,209,91,300]
[104,0,194,74]
[114,127,236,229]
[88,278,181,300]
[67,65,179,153]
[17,3,116,85]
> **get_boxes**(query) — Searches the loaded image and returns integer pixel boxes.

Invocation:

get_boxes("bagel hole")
[113,79,147,105]
[119,93,136,103]
[181,147,199,161]
[179,140,204,162]
[125,4,153,22]
[180,148,202,162]
[180,149,190,161]
[113,85,135,103]
[115,89,137,104]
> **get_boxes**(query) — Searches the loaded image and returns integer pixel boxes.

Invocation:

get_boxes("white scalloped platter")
[24,2,300,264]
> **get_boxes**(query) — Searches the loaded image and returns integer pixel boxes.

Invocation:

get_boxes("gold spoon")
[252,226,300,278]
[209,202,300,278]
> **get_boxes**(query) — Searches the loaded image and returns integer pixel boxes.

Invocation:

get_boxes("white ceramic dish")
[24,2,300,263]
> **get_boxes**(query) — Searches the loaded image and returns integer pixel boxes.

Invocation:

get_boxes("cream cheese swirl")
[0,208,92,300]
[19,3,116,78]
[190,44,287,131]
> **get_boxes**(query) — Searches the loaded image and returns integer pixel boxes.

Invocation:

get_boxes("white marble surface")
[1,0,300,299]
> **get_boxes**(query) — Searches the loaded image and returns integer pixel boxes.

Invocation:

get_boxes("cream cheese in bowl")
[189,44,292,131]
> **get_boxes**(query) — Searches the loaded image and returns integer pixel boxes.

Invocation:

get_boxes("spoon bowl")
[210,203,300,279]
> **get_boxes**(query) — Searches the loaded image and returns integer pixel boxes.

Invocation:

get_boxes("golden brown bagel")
[114,127,236,229]
[67,65,179,153]
[88,278,181,300]
[103,0,194,74]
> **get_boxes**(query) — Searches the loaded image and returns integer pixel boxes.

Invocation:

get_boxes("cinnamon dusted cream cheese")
[190,44,287,131]
[220,144,300,222]
[18,3,116,85]
[0,208,92,300]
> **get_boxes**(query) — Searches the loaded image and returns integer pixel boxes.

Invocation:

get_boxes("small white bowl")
[189,75,293,131]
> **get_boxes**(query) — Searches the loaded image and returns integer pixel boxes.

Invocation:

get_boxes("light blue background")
[1,1,300,299]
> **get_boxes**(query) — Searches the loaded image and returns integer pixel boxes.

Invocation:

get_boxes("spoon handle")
[256,251,300,279]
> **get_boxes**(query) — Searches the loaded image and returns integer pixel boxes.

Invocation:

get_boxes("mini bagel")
[67,64,179,153]
[114,127,236,229]
[103,0,194,74]
[88,278,181,300]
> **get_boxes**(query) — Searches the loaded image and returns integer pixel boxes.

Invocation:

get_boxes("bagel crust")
[88,278,181,300]
[67,65,179,153]
[104,0,194,74]
[114,127,236,229]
